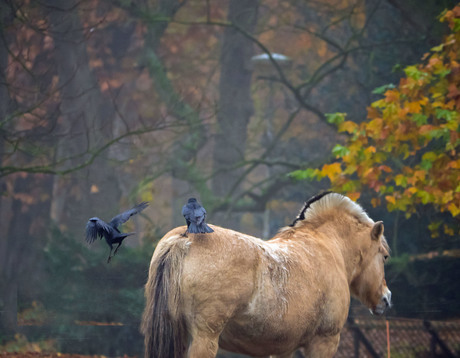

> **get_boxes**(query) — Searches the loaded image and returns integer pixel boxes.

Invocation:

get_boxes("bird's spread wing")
[109,202,149,229]
[85,218,113,244]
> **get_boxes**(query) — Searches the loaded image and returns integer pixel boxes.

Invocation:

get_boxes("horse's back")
[157,225,263,331]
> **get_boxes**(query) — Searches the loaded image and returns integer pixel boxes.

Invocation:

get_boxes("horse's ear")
[371,221,384,241]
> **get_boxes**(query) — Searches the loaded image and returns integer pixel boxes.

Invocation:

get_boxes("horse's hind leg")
[187,333,219,358]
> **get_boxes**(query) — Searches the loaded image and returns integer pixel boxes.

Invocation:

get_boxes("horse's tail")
[141,236,189,358]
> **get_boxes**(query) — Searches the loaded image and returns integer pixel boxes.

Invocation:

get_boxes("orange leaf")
[347,192,361,201]
[371,197,381,207]
[364,146,376,154]
[379,165,392,173]
[385,195,396,205]
[406,101,422,113]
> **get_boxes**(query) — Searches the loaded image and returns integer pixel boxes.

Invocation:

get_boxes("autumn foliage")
[292,6,460,235]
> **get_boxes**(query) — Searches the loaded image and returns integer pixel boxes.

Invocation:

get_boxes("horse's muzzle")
[372,287,392,315]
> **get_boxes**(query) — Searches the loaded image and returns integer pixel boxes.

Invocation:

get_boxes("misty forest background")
[0,0,459,356]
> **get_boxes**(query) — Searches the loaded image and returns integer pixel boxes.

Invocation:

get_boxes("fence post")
[423,320,455,358]
[347,316,380,358]
[354,325,360,358]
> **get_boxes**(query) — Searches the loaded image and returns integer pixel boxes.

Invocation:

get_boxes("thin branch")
[0,123,174,177]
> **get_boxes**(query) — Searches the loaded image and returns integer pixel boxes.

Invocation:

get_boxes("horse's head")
[351,221,392,315]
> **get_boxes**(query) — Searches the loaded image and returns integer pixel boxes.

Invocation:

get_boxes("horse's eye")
[384,255,389,261]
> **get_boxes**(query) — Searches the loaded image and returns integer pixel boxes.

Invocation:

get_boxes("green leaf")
[395,175,408,188]
[417,190,432,204]
[453,18,460,32]
[332,144,350,157]
[438,69,451,78]
[420,160,433,170]
[325,113,346,125]
[342,180,359,192]
[411,113,428,126]
[435,108,457,122]
[404,65,427,80]
[372,83,395,95]
[426,128,446,140]
[289,168,317,180]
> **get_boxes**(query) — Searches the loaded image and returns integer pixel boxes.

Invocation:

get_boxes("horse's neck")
[290,222,365,284]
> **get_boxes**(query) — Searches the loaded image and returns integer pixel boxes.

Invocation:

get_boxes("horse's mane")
[289,192,373,228]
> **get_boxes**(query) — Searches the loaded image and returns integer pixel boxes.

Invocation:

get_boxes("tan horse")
[141,192,391,358]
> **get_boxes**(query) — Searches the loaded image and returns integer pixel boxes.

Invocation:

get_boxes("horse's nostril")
[384,297,390,306]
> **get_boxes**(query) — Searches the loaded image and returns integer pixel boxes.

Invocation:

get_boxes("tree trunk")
[211,0,259,229]
[0,1,17,336]
[44,0,121,233]
[212,0,259,199]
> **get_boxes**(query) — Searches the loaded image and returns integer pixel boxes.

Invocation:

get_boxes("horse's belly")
[219,316,302,356]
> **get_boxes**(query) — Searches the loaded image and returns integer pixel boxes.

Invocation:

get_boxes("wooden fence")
[335,317,460,358]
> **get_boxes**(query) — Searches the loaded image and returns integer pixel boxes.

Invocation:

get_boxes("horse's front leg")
[300,334,340,358]
[187,333,220,358]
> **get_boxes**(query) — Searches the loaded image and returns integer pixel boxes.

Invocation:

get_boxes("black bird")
[85,201,149,263]
[182,198,214,234]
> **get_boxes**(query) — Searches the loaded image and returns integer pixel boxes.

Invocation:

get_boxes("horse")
[141,192,392,358]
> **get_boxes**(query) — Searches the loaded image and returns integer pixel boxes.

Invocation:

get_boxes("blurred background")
[0,0,459,356]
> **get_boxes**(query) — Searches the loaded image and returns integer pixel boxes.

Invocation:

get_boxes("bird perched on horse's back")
[182,198,214,234]
[85,201,149,263]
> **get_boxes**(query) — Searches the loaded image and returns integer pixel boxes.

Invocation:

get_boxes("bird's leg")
[181,229,189,237]
[107,245,113,263]
[114,242,122,255]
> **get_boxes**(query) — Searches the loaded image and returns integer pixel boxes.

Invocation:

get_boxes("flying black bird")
[182,198,214,234]
[85,201,149,263]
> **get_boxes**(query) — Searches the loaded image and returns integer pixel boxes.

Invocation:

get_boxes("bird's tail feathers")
[202,224,214,233]
[187,223,200,234]
[122,232,136,238]
[188,223,214,234]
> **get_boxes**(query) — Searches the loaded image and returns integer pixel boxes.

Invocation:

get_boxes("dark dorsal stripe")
[289,191,333,227]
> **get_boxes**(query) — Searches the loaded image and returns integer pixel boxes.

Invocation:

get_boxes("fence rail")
[335,317,460,358]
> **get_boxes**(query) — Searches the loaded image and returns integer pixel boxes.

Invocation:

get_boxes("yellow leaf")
[321,163,342,181]
[338,120,358,133]
[448,203,460,217]
[442,191,453,204]
[365,118,383,134]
